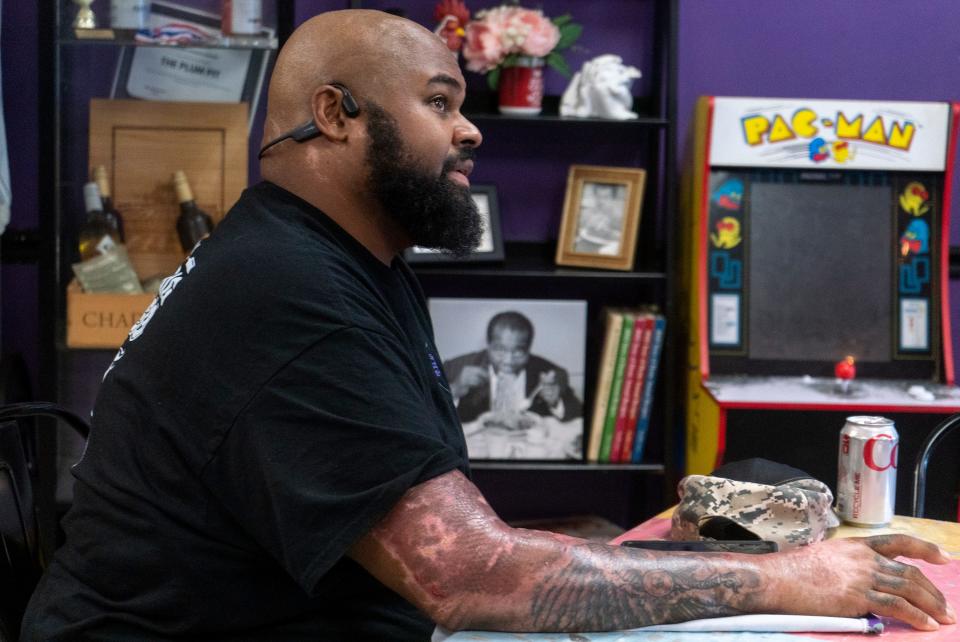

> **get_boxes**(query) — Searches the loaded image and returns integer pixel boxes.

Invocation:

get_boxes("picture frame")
[555,165,647,271]
[430,297,588,461]
[404,184,505,263]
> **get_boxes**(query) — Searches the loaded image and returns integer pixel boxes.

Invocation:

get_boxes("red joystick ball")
[835,356,856,381]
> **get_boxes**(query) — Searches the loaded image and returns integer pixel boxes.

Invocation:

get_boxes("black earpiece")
[258,83,360,159]
[332,83,360,118]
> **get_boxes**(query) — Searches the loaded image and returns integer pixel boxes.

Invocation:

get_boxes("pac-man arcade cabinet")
[682,97,960,520]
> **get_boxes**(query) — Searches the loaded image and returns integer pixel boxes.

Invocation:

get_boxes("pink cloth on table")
[610,516,671,545]
[609,518,959,641]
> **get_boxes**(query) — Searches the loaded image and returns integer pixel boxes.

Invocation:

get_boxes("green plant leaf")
[487,66,501,90]
[545,51,571,77]
[556,23,583,50]
[502,53,521,68]
[552,14,573,26]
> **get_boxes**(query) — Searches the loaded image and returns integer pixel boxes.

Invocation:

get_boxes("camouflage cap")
[671,474,840,549]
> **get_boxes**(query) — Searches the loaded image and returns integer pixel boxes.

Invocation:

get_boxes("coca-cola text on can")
[836,415,898,527]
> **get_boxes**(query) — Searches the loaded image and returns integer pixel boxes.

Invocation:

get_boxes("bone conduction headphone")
[257,83,360,160]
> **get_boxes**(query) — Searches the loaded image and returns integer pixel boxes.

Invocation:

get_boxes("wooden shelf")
[462,94,668,128]
[57,34,278,50]
[412,242,666,281]
[415,265,667,281]
[470,461,665,472]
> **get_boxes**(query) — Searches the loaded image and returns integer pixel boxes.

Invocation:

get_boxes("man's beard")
[365,102,483,257]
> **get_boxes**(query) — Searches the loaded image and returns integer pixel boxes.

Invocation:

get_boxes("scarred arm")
[349,469,955,633]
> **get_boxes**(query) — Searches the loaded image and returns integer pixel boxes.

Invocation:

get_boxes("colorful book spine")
[598,313,634,462]
[609,315,645,463]
[631,314,666,463]
[587,310,624,462]
[618,314,653,463]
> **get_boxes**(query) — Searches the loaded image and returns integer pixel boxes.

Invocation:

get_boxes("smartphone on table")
[621,540,779,554]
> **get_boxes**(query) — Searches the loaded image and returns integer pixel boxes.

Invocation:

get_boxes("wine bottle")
[173,170,214,252]
[92,165,125,241]
[78,182,121,261]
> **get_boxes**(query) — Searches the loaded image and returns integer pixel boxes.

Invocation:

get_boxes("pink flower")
[463,20,505,72]
[509,9,560,58]
[461,5,566,72]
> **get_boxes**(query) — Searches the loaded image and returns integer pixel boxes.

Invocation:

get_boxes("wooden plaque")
[89,99,248,279]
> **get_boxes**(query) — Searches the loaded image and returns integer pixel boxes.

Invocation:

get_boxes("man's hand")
[450,365,487,400]
[763,534,956,630]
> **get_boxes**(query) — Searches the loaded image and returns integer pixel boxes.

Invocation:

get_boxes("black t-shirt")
[23,182,469,640]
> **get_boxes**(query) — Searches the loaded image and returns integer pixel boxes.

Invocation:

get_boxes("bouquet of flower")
[441,2,581,90]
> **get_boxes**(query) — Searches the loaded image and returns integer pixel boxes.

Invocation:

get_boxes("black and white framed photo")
[404,184,505,263]
[430,297,587,460]
[556,165,646,271]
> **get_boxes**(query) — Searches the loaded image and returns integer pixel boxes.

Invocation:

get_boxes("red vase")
[498,56,545,116]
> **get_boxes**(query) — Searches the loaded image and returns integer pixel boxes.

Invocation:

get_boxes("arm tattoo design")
[359,471,768,632]
[528,542,763,630]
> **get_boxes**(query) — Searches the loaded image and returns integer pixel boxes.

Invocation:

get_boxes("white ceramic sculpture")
[559,54,642,120]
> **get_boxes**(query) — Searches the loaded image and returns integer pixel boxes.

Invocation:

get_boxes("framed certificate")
[110,1,275,129]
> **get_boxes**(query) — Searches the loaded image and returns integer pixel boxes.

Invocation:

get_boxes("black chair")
[0,403,89,640]
[912,413,960,519]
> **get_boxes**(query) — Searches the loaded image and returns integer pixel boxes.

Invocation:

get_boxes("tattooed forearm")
[355,479,955,633]
[352,471,771,632]
[527,542,764,631]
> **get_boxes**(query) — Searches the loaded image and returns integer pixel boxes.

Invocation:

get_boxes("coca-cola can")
[836,416,898,526]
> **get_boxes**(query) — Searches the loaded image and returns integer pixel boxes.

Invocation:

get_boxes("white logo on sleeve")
[102,244,201,380]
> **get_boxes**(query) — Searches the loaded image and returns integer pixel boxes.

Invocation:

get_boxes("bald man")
[22,9,955,641]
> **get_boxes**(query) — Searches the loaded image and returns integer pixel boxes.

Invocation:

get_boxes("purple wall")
[1,0,41,393]
[677,0,960,374]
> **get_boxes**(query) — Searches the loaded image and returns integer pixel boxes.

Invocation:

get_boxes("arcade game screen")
[748,172,892,363]
[709,168,940,379]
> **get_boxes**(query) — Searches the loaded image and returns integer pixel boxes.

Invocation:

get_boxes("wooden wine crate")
[66,279,155,349]
[65,99,248,349]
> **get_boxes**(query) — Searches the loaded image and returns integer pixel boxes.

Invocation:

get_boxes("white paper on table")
[434,614,880,641]
[635,613,879,633]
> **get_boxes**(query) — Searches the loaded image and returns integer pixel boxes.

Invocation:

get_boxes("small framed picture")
[555,165,646,271]
[430,297,588,460]
[404,184,505,263]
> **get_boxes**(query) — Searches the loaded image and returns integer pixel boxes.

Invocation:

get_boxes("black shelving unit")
[406,1,681,528]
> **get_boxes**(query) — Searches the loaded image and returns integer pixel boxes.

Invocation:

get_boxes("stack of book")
[586,308,666,463]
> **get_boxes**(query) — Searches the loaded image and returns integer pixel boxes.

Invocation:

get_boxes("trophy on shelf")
[72,0,97,29]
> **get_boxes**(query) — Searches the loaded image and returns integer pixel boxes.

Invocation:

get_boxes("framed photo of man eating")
[429,297,587,460]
